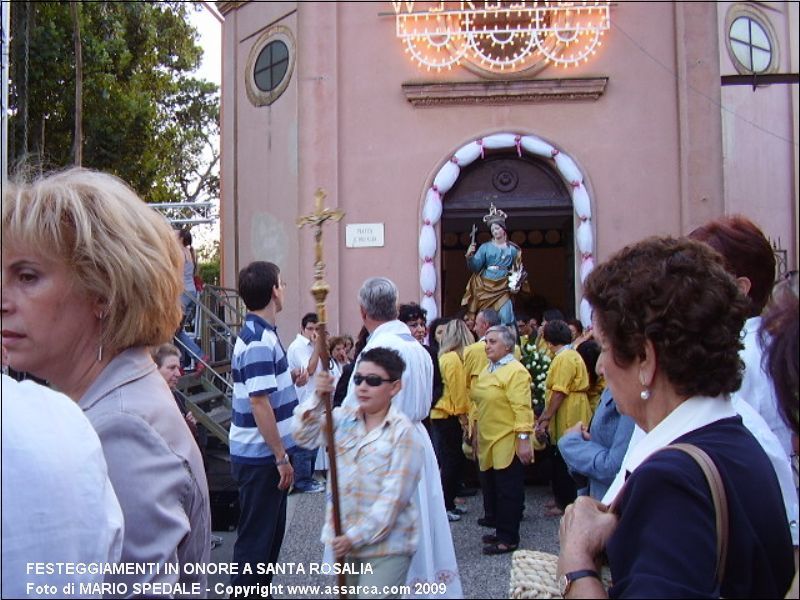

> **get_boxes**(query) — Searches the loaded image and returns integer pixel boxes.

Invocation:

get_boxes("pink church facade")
[217,1,798,336]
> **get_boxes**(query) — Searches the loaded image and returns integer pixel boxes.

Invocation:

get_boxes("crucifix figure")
[297,188,345,322]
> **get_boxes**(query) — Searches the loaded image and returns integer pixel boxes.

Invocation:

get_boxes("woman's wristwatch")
[275,454,290,466]
[559,569,600,597]
[516,433,530,440]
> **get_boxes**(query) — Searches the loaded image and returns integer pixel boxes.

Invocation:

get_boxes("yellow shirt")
[472,361,534,471]
[545,348,591,442]
[464,341,488,392]
[464,340,522,424]
[535,333,555,359]
[431,351,470,419]
[587,375,606,414]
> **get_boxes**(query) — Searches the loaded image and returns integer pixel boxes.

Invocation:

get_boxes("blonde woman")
[431,319,474,521]
[2,168,210,593]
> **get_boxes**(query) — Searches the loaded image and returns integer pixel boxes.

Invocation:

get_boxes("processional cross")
[297,188,345,323]
[297,188,347,595]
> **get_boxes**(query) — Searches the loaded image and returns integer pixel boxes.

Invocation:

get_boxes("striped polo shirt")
[230,314,298,464]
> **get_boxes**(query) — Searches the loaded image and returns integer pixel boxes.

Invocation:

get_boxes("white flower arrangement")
[522,343,551,416]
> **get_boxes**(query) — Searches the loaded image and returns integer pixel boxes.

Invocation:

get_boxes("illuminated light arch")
[418,132,595,326]
[393,1,610,74]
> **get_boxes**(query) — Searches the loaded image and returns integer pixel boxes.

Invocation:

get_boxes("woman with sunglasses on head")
[293,348,424,598]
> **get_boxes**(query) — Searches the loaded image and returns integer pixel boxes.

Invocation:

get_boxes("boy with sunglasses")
[292,347,423,597]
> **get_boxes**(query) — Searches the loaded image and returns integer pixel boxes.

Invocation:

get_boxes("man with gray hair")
[342,277,463,597]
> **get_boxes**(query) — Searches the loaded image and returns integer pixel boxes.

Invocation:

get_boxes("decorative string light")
[394,1,610,73]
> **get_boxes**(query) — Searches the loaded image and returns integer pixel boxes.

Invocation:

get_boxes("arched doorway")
[417,132,596,326]
[440,152,574,323]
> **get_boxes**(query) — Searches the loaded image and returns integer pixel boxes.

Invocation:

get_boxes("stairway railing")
[172,284,247,447]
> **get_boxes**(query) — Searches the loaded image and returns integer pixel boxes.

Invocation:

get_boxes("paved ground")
[207,476,560,599]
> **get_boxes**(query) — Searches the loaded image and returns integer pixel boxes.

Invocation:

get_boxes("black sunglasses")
[353,373,397,387]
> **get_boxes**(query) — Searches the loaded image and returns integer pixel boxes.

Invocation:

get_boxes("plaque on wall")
[346,224,385,248]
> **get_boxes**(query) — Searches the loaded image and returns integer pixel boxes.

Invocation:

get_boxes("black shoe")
[456,487,478,497]
[483,542,518,555]
[477,517,496,528]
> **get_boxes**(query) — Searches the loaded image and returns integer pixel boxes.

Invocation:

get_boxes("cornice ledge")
[401,77,609,107]
[217,1,247,16]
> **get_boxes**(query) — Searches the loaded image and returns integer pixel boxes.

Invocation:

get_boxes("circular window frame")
[724,5,779,76]
[246,25,296,107]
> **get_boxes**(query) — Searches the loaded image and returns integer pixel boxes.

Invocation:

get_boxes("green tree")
[9,1,219,204]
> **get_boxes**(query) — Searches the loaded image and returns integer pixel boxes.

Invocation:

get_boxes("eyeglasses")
[353,373,397,387]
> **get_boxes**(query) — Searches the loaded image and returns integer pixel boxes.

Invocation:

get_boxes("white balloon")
[433,162,460,194]
[420,262,437,293]
[579,298,593,328]
[423,189,443,225]
[520,136,554,157]
[453,142,482,166]
[580,256,595,284]
[419,225,437,261]
[483,133,518,150]
[577,221,594,255]
[572,185,592,221]
[421,296,438,325]
[554,152,583,186]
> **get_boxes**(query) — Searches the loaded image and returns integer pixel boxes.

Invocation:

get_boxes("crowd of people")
[1,166,798,600]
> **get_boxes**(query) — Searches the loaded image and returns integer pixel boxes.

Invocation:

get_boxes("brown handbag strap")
[609,443,729,588]
[666,443,729,587]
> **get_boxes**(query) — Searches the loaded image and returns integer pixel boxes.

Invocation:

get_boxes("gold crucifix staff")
[297,188,347,592]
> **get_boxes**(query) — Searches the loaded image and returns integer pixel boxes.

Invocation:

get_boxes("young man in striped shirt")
[229,261,299,596]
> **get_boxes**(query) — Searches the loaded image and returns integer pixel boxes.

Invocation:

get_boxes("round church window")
[245,25,296,107]
[725,6,778,76]
[254,41,290,93]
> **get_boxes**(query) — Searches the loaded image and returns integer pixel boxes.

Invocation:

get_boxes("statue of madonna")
[461,203,526,326]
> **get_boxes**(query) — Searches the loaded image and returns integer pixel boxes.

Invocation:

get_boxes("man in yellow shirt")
[464,310,499,396]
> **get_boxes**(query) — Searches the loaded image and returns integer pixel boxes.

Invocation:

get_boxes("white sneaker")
[446,510,462,522]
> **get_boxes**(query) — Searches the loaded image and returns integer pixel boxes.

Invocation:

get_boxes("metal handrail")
[172,334,233,393]
[204,285,246,329]
[194,295,237,352]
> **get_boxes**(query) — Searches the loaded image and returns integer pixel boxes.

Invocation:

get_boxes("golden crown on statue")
[483,203,507,229]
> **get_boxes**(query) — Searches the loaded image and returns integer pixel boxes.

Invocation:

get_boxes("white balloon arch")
[418,132,595,326]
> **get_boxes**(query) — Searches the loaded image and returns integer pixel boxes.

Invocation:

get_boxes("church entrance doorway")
[439,151,575,324]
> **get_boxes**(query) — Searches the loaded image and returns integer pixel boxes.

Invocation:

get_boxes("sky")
[189,4,222,86]
[186,4,222,261]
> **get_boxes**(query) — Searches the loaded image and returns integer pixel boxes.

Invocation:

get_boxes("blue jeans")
[176,292,203,364]
[231,462,287,592]
[291,447,318,491]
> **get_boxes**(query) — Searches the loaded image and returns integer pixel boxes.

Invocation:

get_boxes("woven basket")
[508,550,612,599]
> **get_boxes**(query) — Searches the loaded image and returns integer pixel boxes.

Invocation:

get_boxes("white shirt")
[733,317,794,459]
[609,395,798,546]
[343,320,434,423]
[1,375,124,597]
[603,396,738,506]
[287,333,321,404]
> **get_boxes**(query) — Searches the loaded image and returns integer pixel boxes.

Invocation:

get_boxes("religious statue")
[461,203,526,326]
